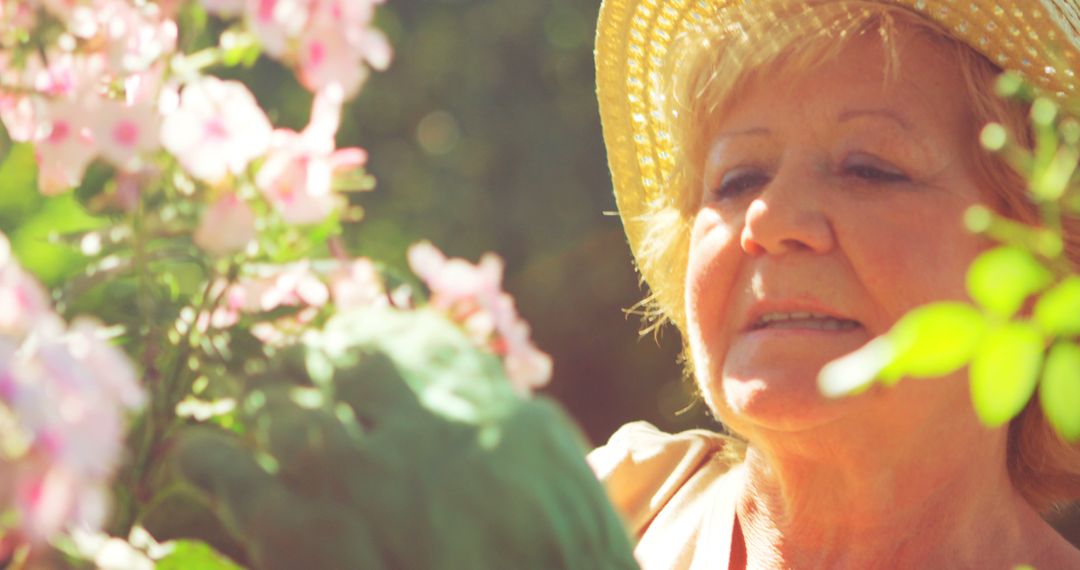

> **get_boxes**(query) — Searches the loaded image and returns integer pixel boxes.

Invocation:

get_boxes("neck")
[730,417,1062,569]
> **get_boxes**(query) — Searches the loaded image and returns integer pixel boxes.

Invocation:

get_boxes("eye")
[841,153,910,184]
[714,166,770,198]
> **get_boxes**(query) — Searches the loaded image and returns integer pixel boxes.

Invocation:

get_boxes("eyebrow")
[838,108,912,130]
[710,108,912,142]
[711,126,771,142]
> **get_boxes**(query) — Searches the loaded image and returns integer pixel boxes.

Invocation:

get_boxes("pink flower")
[231,262,329,313]
[160,77,272,183]
[0,1,36,31]
[0,233,142,544]
[407,242,553,394]
[407,241,503,311]
[16,461,82,542]
[67,318,144,411]
[256,90,365,225]
[330,258,385,310]
[0,236,51,337]
[245,0,313,59]
[34,99,98,196]
[313,0,391,68]
[296,21,367,98]
[194,193,256,256]
[295,0,391,97]
[32,51,106,100]
[91,100,160,171]
[495,306,553,395]
[0,94,40,143]
[100,1,177,75]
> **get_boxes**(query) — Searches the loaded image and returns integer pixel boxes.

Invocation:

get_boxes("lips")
[742,304,863,333]
[750,312,861,331]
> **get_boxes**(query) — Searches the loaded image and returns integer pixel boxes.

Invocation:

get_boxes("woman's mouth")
[749,312,862,332]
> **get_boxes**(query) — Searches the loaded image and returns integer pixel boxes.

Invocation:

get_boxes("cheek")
[837,200,983,321]
[685,211,743,360]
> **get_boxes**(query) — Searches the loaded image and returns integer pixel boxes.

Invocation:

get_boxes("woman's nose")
[739,175,835,256]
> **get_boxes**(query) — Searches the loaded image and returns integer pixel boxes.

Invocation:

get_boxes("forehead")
[708,29,972,143]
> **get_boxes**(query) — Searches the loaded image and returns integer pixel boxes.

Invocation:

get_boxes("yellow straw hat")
[595,0,1080,325]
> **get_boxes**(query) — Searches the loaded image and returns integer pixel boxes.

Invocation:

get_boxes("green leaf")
[970,322,1045,427]
[881,302,986,381]
[0,143,43,229]
[172,343,639,570]
[312,306,517,425]
[12,193,104,285]
[1040,342,1080,441]
[1034,277,1080,336]
[156,540,243,570]
[966,246,1052,318]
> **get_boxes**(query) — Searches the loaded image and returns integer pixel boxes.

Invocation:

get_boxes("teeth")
[759,311,837,323]
[753,312,860,331]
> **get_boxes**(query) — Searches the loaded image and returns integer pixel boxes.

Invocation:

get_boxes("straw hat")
[595,0,1080,319]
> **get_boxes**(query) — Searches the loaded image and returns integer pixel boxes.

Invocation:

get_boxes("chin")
[709,373,851,435]
[695,333,875,434]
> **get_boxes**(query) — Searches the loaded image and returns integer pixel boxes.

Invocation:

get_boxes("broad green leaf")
[0,143,42,229]
[312,306,516,425]
[966,246,1052,318]
[173,342,639,569]
[970,322,1045,427]
[156,540,243,570]
[881,302,986,381]
[1033,277,1080,336]
[12,193,104,285]
[1040,342,1080,441]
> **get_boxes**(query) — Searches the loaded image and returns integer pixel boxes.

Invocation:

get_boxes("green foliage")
[883,302,986,381]
[970,322,1045,427]
[12,193,104,285]
[0,143,41,225]
[1040,343,1080,441]
[1034,276,1080,335]
[156,540,244,570]
[168,308,638,570]
[966,246,1052,319]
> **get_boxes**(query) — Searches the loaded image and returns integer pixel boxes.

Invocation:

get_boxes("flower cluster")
[0,2,561,563]
[0,233,144,545]
[0,0,176,194]
[200,0,392,98]
[195,256,387,345]
[0,0,383,257]
[174,83,369,255]
[408,242,553,396]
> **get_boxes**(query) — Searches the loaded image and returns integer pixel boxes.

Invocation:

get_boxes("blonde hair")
[633,2,1080,511]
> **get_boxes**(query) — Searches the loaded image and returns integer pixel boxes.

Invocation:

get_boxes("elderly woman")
[589,0,1080,568]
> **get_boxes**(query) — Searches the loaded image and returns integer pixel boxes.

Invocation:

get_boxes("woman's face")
[686,31,991,437]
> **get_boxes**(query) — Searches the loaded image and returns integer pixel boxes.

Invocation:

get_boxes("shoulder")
[587,421,739,535]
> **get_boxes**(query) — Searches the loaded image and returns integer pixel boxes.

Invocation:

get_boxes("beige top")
[588,422,745,570]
